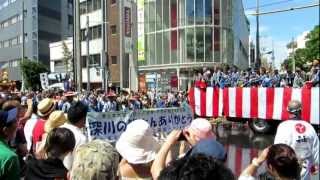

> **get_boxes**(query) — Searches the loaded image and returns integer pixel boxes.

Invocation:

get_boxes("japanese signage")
[124,7,131,37]
[86,105,193,141]
[39,73,49,90]
[137,0,145,61]
[124,1,132,53]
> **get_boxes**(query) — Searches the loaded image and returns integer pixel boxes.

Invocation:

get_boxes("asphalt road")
[213,122,319,180]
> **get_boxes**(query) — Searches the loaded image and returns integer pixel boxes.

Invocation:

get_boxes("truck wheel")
[249,119,272,134]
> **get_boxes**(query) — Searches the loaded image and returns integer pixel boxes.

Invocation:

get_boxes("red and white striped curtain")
[188,87,320,124]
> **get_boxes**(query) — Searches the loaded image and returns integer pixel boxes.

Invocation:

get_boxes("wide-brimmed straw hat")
[116,119,159,164]
[44,111,67,133]
[37,98,55,117]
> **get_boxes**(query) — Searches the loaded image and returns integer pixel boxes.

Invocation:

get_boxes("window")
[80,25,102,41]
[111,0,116,5]
[11,37,18,46]
[111,56,117,64]
[10,16,17,24]
[68,15,73,25]
[0,41,3,48]
[92,26,102,39]
[93,0,101,10]
[3,40,9,48]
[80,1,87,15]
[110,25,117,35]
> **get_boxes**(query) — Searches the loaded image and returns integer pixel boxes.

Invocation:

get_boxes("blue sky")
[243,0,320,68]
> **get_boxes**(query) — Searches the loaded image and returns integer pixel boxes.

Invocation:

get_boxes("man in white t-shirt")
[60,101,88,170]
[274,100,319,180]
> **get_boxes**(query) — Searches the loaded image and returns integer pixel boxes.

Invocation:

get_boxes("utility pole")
[101,0,107,91]
[272,40,275,70]
[75,0,82,92]
[255,0,261,69]
[86,16,90,91]
[291,37,296,72]
[21,0,25,91]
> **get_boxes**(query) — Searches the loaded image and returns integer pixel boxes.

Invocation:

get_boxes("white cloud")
[296,31,309,49]
[259,36,289,69]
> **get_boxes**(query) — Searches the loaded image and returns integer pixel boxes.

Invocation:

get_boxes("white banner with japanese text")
[86,105,193,141]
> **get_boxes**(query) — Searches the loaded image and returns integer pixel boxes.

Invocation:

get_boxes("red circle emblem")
[295,123,306,134]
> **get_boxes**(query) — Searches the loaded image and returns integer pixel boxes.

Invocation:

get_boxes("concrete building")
[49,37,73,73]
[0,0,73,80]
[76,0,138,90]
[137,0,250,91]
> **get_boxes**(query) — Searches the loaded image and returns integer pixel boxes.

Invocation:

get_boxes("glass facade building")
[138,0,249,91]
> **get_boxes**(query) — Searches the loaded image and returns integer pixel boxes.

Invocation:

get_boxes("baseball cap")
[0,108,18,126]
[189,139,226,162]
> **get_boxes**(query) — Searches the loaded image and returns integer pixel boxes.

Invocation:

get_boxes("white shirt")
[60,123,88,170]
[23,113,38,151]
[274,119,319,179]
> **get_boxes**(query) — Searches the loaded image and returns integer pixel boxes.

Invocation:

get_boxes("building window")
[10,37,18,46]
[111,0,116,5]
[111,56,117,64]
[80,25,102,41]
[110,25,117,35]
[3,40,9,48]
[81,54,101,67]
[92,26,102,39]
[79,1,87,15]
[80,0,101,15]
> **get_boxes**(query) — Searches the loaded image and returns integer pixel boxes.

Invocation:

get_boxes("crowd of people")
[195,60,320,88]
[0,83,319,180]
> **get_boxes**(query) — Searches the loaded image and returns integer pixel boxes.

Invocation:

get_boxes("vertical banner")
[138,74,147,92]
[124,1,132,53]
[137,0,145,61]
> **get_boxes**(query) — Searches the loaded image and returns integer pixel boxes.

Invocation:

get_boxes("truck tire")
[249,119,272,134]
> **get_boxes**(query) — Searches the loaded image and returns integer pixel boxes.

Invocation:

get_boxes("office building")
[137,0,250,91]
[76,0,138,90]
[0,0,73,80]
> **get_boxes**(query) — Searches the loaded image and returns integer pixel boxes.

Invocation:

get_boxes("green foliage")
[62,41,72,72]
[282,25,320,70]
[20,59,48,90]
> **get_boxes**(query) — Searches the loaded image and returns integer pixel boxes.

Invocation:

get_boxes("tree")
[62,41,73,73]
[20,59,49,90]
[282,25,320,70]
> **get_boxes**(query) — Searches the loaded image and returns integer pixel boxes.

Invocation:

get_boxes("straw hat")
[44,111,67,133]
[116,120,159,164]
[37,98,55,117]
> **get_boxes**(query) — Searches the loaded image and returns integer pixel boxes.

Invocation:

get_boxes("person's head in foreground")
[116,119,159,164]
[44,111,67,133]
[37,98,56,119]
[158,153,235,180]
[0,108,18,141]
[240,144,301,180]
[287,100,301,119]
[266,144,301,179]
[44,127,75,159]
[116,119,159,178]
[25,128,75,179]
[67,101,88,128]
[189,138,226,162]
[182,118,214,145]
[70,139,119,180]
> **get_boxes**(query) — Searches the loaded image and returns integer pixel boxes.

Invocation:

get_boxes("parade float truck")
[188,86,319,133]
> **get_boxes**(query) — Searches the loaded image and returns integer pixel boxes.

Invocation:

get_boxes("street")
[213,121,319,180]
